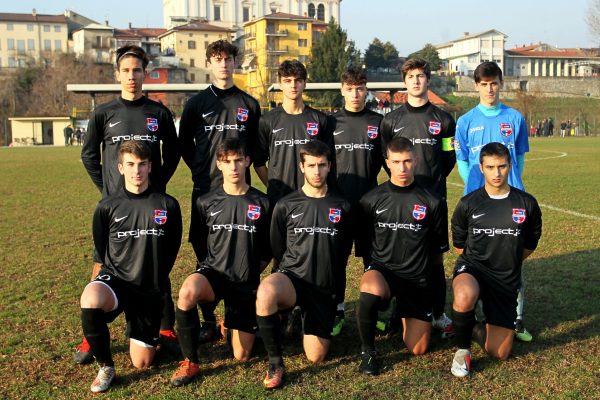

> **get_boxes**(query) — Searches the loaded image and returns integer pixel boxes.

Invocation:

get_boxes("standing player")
[169,138,271,386]
[256,141,352,389]
[450,142,542,377]
[380,58,456,338]
[454,61,532,341]
[79,141,182,393]
[329,66,383,336]
[254,59,332,204]
[356,137,448,375]
[179,40,261,339]
[78,45,180,364]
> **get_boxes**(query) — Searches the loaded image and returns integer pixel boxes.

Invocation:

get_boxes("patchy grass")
[0,137,599,399]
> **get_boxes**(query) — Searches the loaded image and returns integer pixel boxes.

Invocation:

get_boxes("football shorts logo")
[306,122,319,136]
[237,108,249,122]
[367,125,379,139]
[429,121,441,135]
[412,204,427,221]
[147,118,159,132]
[329,208,341,223]
[154,209,167,225]
[247,204,261,220]
[500,123,513,137]
[512,208,526,224]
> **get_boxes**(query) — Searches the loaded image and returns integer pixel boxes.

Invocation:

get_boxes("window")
[214,5,221,21]
[317,4,325,21]
[55,40,62,51]
[298,39,307,47]
[205,74,210,82]
[17,40,25,53]
[468,55,477,63]
[54,25,61,32]
[190,73,195,82]
[44,39,51,51]
[188,40,196,49]
[8,57,16,68]
[149,71,160,79]
[43,24,50,32]
[298,55,307,63]
[243,7,250,22]
[7,23,13,31]
[298,22,307,31]
[204,41,209,49]
[96,36,101,47]
[28,39,35,50]
[190,58,195,67]
[27,24,33,31]
[7,39,14,50]
[308,3,315,18]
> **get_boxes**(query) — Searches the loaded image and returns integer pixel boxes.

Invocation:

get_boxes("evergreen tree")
[365,38,399,69]
[408,43,442,71]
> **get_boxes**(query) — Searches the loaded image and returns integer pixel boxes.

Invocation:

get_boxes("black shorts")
[453,263,518,330]
[365,264,433,322]
[195,265,258,334]
[91,271,162,346]
[277,270,337,339]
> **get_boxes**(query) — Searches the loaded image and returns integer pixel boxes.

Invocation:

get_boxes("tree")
[585,0,600,44]
[365,38,399,70]
[408,43,442,71]
[308,18,358,106]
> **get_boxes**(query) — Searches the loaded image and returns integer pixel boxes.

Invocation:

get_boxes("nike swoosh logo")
[272,128,284,133]
[427,312,433,317]
[333,130,344,136]
[375,208,387,214]
[210,210,223,216]
[115,216,127,222]
[291,213,303,219]
[394,127,405,133]
[472,213,485,219]
[202,111,214,118]
[109,121,121,128]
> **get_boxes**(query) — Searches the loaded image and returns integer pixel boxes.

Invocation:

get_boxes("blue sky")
[0,0,594,54]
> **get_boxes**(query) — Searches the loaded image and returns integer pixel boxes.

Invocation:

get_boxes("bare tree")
[585,0,600,44]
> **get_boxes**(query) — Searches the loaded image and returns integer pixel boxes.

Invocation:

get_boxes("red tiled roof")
[261,12,314,21]
[374,90,446,106]
[166,21,234,33]
[0,12,66,23]
[115,28,166,38]
[506,44,599,58]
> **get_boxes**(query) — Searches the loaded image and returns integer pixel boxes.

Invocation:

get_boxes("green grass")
[1,137,599,399]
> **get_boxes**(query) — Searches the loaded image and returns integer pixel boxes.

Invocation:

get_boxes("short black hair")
[341,66,367,86]
[479,142,511,164]
[206,40,238,60]
[118,140,151,163]
[402,58,431,80]
[278,59,307,81]
[474,61,503,83]
[386,137,414,157]
[299,140,331,162]
[116,45,149,69]
[216,137,247,160]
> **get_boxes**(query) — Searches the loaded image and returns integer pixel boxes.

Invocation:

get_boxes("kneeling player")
[170,138,271,386]
[356,137,449,375]
[450,142,542,377]
[79,141,182,393]
[256,141,352,389]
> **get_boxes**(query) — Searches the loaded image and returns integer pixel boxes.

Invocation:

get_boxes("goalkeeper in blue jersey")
[454,61,532,343]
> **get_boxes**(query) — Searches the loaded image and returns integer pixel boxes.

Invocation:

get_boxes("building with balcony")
[72,23,115,64]
[158,20,235,83]
[0,11,69,68]
[114,26,167,58]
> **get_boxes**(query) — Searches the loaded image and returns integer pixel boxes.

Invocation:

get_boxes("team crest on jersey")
[412,204,427,221]
[237,108,249,122]
[247,204,261,220]
[147,118,159,132]
[306,122,319,136]
[329,208,341,223]
[500,123,513,137]
[512,208,526,224]
[428,121,441,135]
[154,209,167,225]
[367,125,379,139]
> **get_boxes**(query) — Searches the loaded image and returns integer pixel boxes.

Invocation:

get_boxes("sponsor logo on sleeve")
[147,118,159,132]
[412,204,427,221]
[247,204,261,220]
[154,209,167,225]
[329,208,341,223]
[237,107,249,122]
[306,122,319,136]
[428,121,441,135]
[512,208,526,224]
[500,123,513,137]
[367,125,379,139]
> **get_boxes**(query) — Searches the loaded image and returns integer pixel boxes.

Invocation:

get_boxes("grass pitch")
[0,137,598,399]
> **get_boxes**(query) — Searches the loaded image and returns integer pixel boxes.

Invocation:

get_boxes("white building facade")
[436,29,507,75]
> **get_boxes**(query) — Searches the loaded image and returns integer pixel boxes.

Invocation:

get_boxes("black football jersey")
[452,187,542,292]
[330,108,383,204]
[359,181,449,280]
[82,96,180,197]
[254,106,332,203]
[380,102,456,198]
[93,187,182,294]
[179,85,261,191]
[195,186,271,285]
[271,189,352,293]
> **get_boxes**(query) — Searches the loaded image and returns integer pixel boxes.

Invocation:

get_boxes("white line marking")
[447,182,600,221]
[526,150,568,161]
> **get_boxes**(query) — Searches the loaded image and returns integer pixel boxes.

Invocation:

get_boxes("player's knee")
[409,343,428,356]
[177,283,199,309]
[256,283,277,308]
[80,290,103,309]
[233,348,251,361]
[453,290,477,311]
[305,351,326,363]
[489,347,511,361]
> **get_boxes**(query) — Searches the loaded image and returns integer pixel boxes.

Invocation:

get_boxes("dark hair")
[216,137,247,160]
[341,66,367,86]
[474,61,503,83]
[118,140,151,163]
[206,40,238,60]
[278,59,307,81]
[479,142,511,164]
[299,140,331,162]
[402,58,431,80]
[116,45,149,69]
[386,137,414,157]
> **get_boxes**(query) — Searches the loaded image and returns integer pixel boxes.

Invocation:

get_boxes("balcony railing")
[266,29,288,36]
